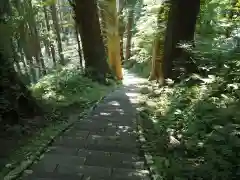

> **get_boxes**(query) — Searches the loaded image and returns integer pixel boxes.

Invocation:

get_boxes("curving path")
[22,70,149,180]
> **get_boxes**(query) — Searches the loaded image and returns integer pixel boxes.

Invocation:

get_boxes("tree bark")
[119,14,125,63]
[43,3,57,68]
[19,25,37,83]
[98,3,108,55]
[50,3,65,65]
[74,24,83,68]
[148,37,163,83]
[74,0,111,82]
[28,0,46,76]
[162,0,200,80]
[125,8,134,61]
[148,4,168,82]
[102,0,123,80]
[17,40,29,78]
[11,38,22,75]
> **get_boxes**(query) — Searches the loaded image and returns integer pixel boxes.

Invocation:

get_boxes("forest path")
[22,70,150,180]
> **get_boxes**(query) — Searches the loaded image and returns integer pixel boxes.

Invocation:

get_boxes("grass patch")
[1,66,116,179]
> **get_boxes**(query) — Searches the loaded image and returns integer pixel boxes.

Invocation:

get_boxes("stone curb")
[136,114,162,180]
[3,87,117,180]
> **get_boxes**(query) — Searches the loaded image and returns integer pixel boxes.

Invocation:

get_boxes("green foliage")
[133,0,240,179]
[32,66,115,111]
[124,1,168,77]
[139,73,240,179]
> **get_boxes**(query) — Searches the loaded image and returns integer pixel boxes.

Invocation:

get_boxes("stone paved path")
[22,71,149,180]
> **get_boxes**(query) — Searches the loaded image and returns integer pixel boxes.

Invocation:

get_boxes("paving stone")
[110,152,145,169]
[55,155,86,166]
[85,150,144,169]
[52,132,88,148]
[94,126,137,141]
[85,134,137,153]
[22,172,83,180]
[52,138,86,148]
[29,154,59,173]
[84,150,114,167]
[46,146,79,155]
[111,168,150,180]
[71,119,108,132]
[82,177,112,180]
[57,164,111,177]
[30,154,85,174]
[63,130,90,139]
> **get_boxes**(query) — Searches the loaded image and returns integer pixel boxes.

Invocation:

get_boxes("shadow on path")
[22,70,150,180]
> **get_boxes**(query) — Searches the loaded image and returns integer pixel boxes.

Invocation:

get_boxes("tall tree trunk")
[119,14,125,63]
[149,4,168,82]
[162,0,200,80]
[50,3,65,65]
[98,4,108,54]
[74,0,111,82]
[117,0,125,63]
[42,21,51,57]
[125,8,134,61]
[102,0,123,80]
[28,0,46,76]
[43,3,57,68]
[0,0,41,125]
[20,26,37,83]
[14,0,37,83]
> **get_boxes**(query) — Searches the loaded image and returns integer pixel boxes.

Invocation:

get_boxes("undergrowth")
[32,66,115,113]
[136,33,240,180]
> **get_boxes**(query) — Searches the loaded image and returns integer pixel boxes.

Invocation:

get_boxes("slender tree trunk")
[41,22,51,57]
[43,38,51,57]
[162,0,200,80]
[74,0,111,82]
[148,4,168,82]
[17,40,29,76]
[50,3,65,65]
[148,37,163,83]
[43,3,57,68]
[119,15,125,63]
[11,39,22,75]
[125,8,134,61]
[117,0,125,63]
[75,24,83,68]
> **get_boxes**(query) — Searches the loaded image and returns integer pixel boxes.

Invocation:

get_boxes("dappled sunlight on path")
[122,69,148,105]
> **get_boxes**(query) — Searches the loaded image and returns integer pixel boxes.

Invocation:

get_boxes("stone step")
[23,165,150,180]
